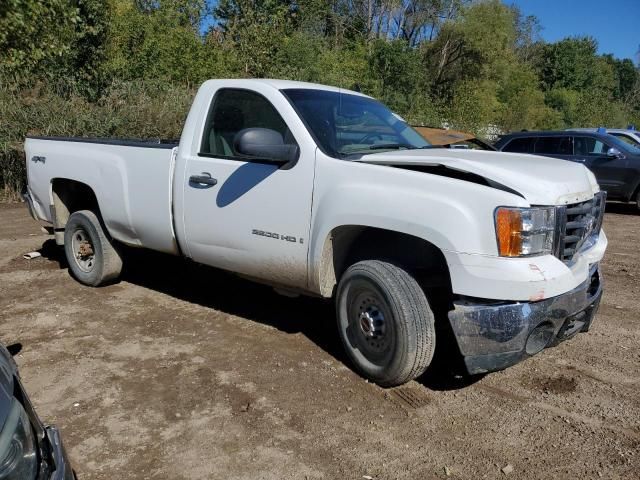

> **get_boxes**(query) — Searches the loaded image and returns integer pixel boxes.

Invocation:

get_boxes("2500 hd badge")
[252,229,303,244]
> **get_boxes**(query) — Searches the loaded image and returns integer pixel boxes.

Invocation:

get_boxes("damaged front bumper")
[448,264,602,375]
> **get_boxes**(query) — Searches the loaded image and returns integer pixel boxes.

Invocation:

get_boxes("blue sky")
[507,0,639,61]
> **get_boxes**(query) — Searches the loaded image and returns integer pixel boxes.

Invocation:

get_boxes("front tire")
[336,260,436,387]
[64,210,122,286]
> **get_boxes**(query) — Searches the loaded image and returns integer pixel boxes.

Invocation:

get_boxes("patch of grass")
[0,147,26,201]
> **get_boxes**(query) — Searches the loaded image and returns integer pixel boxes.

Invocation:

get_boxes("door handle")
[189,172,218,187]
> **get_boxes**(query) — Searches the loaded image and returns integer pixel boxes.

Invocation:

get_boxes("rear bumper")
[448,264,602,375]
[22,189,39,221]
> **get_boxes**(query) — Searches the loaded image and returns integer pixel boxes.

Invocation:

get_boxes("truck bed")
[25,136,180,255]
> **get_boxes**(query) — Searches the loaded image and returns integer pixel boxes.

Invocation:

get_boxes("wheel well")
[51,179,99,245]
[319,226,452,298]
[321,226,465,377]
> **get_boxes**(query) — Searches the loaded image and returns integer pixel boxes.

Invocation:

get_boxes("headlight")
[0,401,38,479]
[495,206,556,257]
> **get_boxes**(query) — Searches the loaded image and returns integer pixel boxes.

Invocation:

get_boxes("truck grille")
[556,192,606,263]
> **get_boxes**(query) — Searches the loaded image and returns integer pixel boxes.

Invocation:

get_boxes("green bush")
[0,79,195,200]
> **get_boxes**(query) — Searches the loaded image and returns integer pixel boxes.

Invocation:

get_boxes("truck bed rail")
[26,136,178,150]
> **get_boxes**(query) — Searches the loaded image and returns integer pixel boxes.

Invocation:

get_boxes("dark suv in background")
[495,130,640,210]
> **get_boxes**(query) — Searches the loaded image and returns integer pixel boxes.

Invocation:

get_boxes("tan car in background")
[413,126,496,150]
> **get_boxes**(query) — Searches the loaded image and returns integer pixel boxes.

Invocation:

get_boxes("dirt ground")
[0,202,638,480]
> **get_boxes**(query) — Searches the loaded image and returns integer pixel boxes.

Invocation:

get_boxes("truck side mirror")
[606,147,624,159]
[234,128,299,165]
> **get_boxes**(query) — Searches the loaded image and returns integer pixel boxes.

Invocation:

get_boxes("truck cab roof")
[201,78,370,98]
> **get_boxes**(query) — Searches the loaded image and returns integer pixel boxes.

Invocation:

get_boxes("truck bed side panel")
[25,138,178,254]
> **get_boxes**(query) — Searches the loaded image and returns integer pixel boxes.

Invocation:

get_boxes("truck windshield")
[282,89,430,158]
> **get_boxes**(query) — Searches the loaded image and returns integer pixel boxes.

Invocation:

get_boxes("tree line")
[1,0,639,197]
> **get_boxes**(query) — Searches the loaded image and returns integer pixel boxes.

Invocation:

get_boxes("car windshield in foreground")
[282,88,430,158]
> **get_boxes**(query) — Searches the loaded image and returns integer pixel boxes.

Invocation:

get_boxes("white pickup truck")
[23,79,607,386]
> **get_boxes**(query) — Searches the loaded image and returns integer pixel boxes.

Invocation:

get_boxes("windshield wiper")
[368,143,416,150]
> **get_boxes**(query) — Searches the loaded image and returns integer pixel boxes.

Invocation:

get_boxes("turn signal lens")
[495,207,556,257]
[496,208,523,256]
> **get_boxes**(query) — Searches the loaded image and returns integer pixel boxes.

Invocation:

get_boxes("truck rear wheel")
[64,210,122,287]
[336,260,435,387]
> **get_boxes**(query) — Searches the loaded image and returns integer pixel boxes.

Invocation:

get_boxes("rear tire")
[64,210,122,286]
[336,260,436,387]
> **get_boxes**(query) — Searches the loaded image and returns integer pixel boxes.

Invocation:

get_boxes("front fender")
[307,155,529,294]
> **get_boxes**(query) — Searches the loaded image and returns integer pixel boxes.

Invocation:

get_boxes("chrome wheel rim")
[71,228,95,273]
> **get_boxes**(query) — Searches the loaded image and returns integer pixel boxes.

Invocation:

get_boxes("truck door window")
[200,89,297,159]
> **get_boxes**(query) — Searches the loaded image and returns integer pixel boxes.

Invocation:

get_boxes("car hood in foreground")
[355,149,599,205]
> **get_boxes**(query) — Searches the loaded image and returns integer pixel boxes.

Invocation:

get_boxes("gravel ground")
[0,202,638,480]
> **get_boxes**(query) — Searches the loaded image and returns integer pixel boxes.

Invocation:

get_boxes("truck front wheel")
[64,210,123,287]
[336,260,436,387]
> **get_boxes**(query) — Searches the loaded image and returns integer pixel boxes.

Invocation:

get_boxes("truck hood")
[355,149,599,205]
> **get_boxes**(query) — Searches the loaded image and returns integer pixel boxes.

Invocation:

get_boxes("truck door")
[178,88,314,288]
[573,136,628,197]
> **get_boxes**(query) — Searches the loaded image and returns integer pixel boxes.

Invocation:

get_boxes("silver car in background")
[568,127,640,147]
